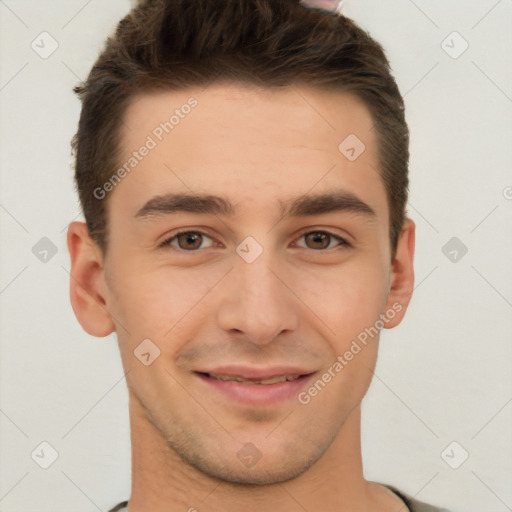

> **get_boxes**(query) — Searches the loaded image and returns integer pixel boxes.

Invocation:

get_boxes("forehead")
[120,82,377,155]
[110,82,386,224]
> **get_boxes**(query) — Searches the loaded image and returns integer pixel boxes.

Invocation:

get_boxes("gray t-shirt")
[108,484,453,511]
[384,484,452,512]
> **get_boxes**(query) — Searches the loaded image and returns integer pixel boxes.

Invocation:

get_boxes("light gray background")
[0,1,511,511]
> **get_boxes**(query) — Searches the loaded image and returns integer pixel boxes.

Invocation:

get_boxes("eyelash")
[158,229,351,252]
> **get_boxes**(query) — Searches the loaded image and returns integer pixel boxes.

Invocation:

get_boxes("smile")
[194,371,316,406]
[206,373,302,385]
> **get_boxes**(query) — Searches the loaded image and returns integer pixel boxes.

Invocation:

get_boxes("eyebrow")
[134,190,377,221]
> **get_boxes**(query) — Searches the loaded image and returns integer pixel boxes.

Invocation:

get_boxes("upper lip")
[194,365,316,380]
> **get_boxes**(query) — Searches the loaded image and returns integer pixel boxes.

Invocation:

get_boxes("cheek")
[106,261,221,343]
[301,262,386,409]
[292,254,388,341]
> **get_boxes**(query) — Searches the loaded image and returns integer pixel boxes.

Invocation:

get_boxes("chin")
[193,455,316,487]
[173,435,327,487]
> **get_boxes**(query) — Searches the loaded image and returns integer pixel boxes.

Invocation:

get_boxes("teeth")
[208,374,301,385]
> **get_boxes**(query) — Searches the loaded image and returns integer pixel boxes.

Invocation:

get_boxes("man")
[66,0,452,510]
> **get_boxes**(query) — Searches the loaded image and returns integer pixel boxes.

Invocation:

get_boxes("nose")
[216,249,299,346]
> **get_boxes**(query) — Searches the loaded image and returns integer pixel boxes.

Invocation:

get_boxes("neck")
[125,395,399,512]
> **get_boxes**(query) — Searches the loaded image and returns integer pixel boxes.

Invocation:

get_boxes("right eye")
[159,230,216,251]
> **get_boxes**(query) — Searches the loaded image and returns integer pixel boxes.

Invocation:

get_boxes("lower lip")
[195,372,316,406]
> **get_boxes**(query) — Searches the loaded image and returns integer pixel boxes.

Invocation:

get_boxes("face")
[69,82,414,485]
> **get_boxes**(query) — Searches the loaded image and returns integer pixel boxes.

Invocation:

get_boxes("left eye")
[294,231,349,250]
[159,230,349,251]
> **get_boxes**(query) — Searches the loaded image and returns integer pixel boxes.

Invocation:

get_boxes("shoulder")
[383,484,453,512]
[108,490,456,512]
[108,501,128,512]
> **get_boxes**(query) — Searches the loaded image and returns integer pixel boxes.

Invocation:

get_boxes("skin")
[67,83,415,512]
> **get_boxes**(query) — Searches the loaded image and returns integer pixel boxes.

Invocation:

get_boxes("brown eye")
[176,232,203,250]
[160,231,214,251]
[297,231,349,250]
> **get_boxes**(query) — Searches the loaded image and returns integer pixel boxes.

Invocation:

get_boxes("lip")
[195,365,316,380]
[194,366,317,406]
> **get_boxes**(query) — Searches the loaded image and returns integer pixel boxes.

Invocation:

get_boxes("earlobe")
[66,221,116,337]
[383,218,415,329]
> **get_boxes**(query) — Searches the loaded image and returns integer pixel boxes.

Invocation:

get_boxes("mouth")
[201,372,305,384]
[193,369,316,406]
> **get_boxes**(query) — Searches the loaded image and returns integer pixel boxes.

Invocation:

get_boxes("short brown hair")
[72,0,409,257]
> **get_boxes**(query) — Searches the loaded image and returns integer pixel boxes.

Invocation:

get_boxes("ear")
[382,217,415,328]
[66,221,115,337]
